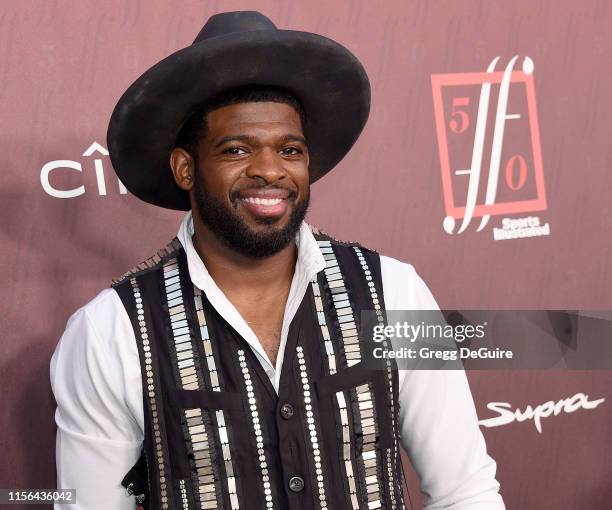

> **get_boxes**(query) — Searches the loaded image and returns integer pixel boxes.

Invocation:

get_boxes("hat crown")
[193,11,277,44]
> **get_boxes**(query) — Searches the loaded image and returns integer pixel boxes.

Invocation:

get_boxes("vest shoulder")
[111,237,183,288]
[309,224,379,255]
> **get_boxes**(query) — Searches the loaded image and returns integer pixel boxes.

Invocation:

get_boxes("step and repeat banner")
[2,1,611,508]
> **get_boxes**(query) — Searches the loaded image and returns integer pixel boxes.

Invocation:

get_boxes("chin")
[250,216,291,228]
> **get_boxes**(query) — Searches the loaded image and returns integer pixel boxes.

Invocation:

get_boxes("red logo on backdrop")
[431,56,549,239]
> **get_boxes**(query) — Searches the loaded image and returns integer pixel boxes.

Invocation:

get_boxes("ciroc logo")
[40,142,127,198]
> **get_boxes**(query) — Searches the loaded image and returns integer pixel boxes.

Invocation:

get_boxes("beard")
[192,171,310,259]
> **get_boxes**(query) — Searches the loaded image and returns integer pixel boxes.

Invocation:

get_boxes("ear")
[170,148,195,191]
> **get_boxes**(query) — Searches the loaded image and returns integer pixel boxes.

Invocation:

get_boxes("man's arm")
[50,288,144,510]
[380,255,505,509]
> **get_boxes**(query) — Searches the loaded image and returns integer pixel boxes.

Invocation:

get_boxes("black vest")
[112,233,406,510]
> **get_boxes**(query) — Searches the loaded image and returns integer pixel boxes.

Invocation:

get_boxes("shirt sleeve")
[380,255,505,509]
[50,288,144,510]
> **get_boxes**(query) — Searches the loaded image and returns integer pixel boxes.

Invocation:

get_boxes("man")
[51,11,504,510]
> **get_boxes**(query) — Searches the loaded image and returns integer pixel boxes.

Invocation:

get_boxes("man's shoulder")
[308,224,379,254]
[378,253,418,277]
[111,237,183,288]
[62,235,182,333]
[57,287,131,366]
[65,287,127,329]
[307,224,423,276]
[308,225,420,271]
[377,254,439,310]
[306,226,436,308]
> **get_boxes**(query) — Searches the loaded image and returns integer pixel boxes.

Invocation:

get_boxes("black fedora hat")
[107,10,371,211]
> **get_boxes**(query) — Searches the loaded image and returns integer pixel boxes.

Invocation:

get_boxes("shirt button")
[288,476,304,492]
[280,403,294,420]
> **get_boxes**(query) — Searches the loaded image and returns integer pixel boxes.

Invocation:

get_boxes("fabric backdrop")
[2,1,611,508]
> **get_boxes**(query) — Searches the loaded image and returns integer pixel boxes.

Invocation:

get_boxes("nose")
[245,147,286,183]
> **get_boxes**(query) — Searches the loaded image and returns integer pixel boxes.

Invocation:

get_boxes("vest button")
[288,476,304,492]
[280,403,294,419]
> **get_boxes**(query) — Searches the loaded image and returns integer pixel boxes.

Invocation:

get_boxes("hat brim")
[107,29,371,210]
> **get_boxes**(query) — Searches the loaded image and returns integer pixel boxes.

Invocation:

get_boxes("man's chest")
[234,300,286,366]
[112,240,407,510]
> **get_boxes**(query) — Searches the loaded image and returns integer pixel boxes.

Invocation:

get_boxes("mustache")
[230,184,298,201]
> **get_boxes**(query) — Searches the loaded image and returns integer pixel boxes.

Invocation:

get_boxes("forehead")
[205,101,304,136]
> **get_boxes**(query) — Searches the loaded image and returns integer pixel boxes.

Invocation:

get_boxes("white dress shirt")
[50,211,504,509]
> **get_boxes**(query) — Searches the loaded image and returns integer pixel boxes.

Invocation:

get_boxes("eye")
[281,146,303,156]
[222,147,248,155]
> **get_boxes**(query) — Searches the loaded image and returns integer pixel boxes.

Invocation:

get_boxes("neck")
[191,217,297,293]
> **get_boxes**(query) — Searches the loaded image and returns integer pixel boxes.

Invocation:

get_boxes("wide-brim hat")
[107,10,371,211]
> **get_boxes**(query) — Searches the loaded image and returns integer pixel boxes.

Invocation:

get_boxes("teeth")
[242,197,283,206]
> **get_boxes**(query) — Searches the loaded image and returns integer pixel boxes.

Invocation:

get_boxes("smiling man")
[171,95,311,368]
[50,11,504,510]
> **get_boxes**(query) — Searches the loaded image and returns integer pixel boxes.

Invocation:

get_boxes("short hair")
[174,86,308,160]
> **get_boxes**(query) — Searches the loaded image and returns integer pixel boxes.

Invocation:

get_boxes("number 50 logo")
[431,56,547,234]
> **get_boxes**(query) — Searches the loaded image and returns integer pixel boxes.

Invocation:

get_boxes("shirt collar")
[176,210,326,294]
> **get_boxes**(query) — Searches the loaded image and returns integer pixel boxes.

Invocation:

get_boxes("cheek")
[297,168,310,193]
[291,161,310,185]
[198,168,236,198]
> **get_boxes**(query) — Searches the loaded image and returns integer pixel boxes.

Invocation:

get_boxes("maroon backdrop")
[2,1,611,508]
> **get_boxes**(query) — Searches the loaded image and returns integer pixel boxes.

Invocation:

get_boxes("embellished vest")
[112,233,406,510]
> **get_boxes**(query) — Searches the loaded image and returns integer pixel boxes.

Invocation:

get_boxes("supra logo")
[40,142,127,198]
[431,56,549,238]
[479,392,605,433]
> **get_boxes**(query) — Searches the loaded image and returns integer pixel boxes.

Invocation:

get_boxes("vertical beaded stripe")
[311,278,359,509]
[183,408,217,508]
[194,287,239,510]
[355,383,381,509]
[237,349,274,509]
[296,345,329,509]
[130,277,169,510]
[179,479,189,510]
[163,259,200,390]
[311,280,336,375]
[163,259,225,509]
[352,247,404,509]
[317,241,361,366]
[315,240,382,509]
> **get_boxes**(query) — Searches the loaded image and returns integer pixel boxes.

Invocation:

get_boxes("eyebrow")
[213,134,307,149]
